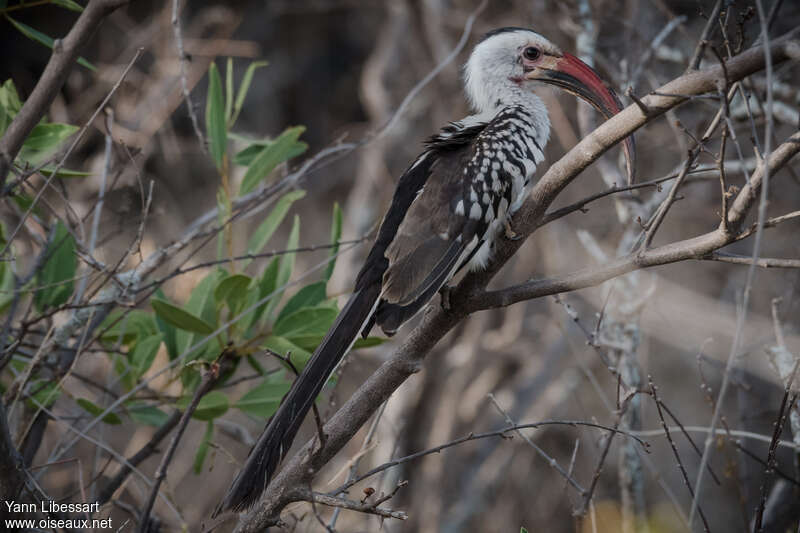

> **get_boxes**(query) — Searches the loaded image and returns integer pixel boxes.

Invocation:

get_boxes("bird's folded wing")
[381,151,476,306]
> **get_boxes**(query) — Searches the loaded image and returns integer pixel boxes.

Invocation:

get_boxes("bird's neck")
[466,89,550,146]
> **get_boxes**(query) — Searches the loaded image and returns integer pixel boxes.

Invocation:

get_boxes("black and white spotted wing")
[368,105,545,335]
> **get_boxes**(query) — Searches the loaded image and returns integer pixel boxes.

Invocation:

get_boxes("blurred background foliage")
[1,0,800,532]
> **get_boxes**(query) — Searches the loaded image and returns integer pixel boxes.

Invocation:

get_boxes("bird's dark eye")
[523,47,541,60]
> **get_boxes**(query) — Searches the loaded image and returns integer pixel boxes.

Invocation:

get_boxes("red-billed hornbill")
[219,27,635,513]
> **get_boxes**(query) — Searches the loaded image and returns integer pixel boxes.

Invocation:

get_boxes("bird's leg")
[440,285,453,310]
[505,219,523,241]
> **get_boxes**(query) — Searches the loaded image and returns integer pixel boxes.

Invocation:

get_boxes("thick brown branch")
[0,0,129,190]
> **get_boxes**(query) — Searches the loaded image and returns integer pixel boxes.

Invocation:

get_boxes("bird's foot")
[440,285,452,311]
[505,220,522,241]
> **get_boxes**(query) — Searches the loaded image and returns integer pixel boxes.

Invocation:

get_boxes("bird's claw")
[505,220,522,241]
[440,285,452,310]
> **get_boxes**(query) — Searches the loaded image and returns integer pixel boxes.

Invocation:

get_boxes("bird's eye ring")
[523,47,541,61]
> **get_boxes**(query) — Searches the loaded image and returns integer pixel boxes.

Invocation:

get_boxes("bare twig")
[687,0,723,70]
[171,0,206,152]
[753,385,798,530]
[138,355,231,532]
[487,393,586,495]
[703,252,800,268]
[300,489,407,521]
[648,376,710,532]
[97,410,182,505]
[688,4,778,526]
[331,420,647,499]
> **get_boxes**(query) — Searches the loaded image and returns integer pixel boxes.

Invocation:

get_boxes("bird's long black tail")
[217,283,381,514]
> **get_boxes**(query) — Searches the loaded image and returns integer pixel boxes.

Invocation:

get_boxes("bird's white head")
[464,27,635,182]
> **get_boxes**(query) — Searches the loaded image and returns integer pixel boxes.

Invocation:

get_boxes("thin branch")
[97,410,182,505]
[138,354,232,532]
[733,210,800,241]
[753,387,798,531]
[487,393,586,495]
[171,0,206,152]
[687,0,723,70]
[300,489,407,521]
[372,0,488,141]
[689,4,777,526]
[331,420,647,498]
[648,376,710,532]
[703,252,800,269]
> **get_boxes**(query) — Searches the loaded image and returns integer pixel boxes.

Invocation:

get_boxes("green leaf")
[284,334,327,352]
[245,189,305,261]
[264,215,299,320]
[151,299,215,335]
[99,309,157,346]
[34,221,76,311]
[36,166,90,178]
[76,398,122,425]
[0,79,22,134]
[0,222,14,314]
[177,390,229,421]
[205,62,226,170]
[230,60,267,127]
[275,281,327,323]
[0,79,22,117]
[214,273,251,313]
[239,126,307,194]
[153,288,178,359]
[128,404,170,427]
[233,140,306,167]
[50,0,84,12]
[0,260,14,315]
[232,143,263,167]
[5,16,95,71]
[241,258,278,331]
[288,334,383,353]
[174,270,225,361]
[273,306,338,339]
[234,378,291,419]
[130,334,163,381]
[353,337,384,349]
[521,528,528,533]
[10,192,43,218]
[224,57,234,123]
[22,122,78,152]
[246,354,266,375]
[193,421,214,474]
[324,203,343,282]
[113,352,135,390]
[262,335,311,370]
[28,380,59,409]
